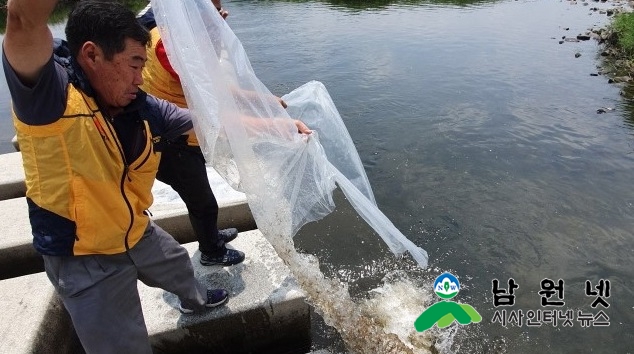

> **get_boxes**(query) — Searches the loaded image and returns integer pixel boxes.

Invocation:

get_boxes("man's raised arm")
[3,0,58,86]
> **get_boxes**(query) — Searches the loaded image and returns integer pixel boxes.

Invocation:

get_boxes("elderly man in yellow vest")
[3,1,233,352]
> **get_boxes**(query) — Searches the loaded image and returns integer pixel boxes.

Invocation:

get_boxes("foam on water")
[260,224,456,354]
[361,277,461,354]
[270,235,416,353]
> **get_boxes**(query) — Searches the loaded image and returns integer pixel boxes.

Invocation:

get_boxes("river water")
[1,0,633,353]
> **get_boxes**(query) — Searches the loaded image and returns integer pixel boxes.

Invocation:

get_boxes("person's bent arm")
[239,114,312,137]
[3,0,58,86]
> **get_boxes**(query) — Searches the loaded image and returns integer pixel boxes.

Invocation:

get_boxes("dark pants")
[156,142,223,255]
[43,222,207,353]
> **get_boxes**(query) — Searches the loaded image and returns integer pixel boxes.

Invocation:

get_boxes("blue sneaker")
[200,247,245,266]
[218,228,238,243]
[179,288,229,314]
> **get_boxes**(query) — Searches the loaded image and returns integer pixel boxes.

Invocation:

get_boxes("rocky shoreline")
[566,0,634,89]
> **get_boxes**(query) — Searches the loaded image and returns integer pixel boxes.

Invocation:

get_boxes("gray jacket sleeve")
[2,50,67,125]
[147,95,194,140]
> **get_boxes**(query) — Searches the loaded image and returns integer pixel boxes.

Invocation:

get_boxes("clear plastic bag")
[151,0,428,268]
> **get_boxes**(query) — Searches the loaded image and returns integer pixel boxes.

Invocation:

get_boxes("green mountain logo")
[415,272,482,332]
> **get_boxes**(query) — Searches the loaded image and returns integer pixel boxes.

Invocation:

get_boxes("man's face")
[90,38,147,110]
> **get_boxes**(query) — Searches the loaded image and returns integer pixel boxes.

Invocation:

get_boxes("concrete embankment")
[0,152,311,353]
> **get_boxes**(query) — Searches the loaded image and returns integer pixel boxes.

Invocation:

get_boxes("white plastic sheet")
[150,0,428,268]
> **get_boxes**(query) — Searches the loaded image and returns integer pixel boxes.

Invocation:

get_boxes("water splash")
[361,278,461,354]
[265,228,455,354]
[270,235,415,353]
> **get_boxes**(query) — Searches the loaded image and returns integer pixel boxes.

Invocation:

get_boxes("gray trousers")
[43,221,207,354]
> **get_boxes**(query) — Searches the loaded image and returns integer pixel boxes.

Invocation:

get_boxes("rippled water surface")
[1,0,633,353]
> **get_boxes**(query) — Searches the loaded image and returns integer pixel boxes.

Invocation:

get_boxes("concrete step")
[0,152,26,200]
[0,197,44,279]
[0,230,310,354]
[143,230,310,353]
[0,194,255,280]
[149,169,256,243]
[0,272,82,354]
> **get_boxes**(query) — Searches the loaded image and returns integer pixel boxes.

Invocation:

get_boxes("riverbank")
[569,0,634,89]
[595,10,634,82]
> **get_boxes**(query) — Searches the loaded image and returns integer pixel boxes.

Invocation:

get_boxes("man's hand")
[218,8,229,19]
[294,120,312,135]
[212,0,229,19]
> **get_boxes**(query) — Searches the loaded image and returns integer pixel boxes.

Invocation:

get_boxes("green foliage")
[0,0,149,34]
[611,12,634,56]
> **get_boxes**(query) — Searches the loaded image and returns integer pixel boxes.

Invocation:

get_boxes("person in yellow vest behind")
[137,3,311,266]
[3,1,233,352]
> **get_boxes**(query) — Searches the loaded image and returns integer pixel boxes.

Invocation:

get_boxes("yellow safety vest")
[14,84,159,255]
